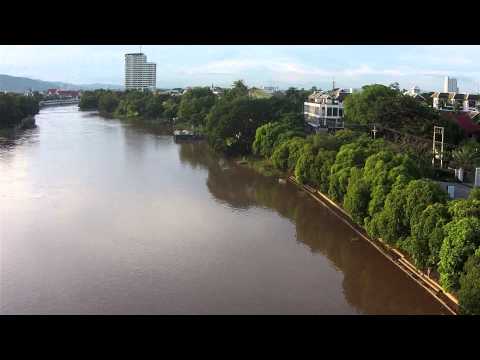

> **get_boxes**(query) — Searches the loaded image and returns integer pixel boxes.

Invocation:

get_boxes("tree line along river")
[0,106,449,314]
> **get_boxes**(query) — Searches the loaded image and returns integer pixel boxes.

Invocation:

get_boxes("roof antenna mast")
[139,45,142,54]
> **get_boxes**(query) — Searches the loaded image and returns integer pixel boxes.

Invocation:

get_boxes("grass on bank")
[236,156,284,178]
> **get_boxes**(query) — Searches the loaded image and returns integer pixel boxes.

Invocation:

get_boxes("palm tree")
[451,142,480,181]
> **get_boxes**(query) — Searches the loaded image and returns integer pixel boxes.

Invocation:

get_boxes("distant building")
[444,76,459,93]
[46,89,80,98]
[210,84,225,96]
[404,86,426,101]
[261,86,279,94]
[303,88,352,132]
[432,92,480,112]
[45,89,80,98]
[124,53,156,91]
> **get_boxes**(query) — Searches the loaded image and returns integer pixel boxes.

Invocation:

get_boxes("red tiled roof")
[455,113,480,135]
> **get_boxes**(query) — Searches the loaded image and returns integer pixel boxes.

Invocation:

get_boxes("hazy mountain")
[0,74,123,92]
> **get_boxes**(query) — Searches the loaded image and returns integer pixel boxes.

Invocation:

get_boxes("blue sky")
[1,45,480,92]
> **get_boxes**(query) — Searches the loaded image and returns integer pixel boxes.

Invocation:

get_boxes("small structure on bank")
[173,129,204,141]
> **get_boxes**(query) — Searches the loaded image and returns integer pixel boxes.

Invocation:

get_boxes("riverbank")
[0,116,36,137]
[287,175,459,315]
[235,156,284,178]
[236,157,459,315]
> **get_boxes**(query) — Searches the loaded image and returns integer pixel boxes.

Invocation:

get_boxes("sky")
[0,45,480,92]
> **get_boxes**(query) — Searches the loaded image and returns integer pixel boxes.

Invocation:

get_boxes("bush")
[448,199,480,220]
[469,187,480,201]
[439,217,480,291]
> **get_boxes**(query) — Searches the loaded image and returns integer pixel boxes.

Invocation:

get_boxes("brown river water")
[0,106,448,314]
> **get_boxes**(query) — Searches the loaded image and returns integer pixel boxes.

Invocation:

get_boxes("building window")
[339,108,343,117]
[333,108,338,117]
[327,107,332,117]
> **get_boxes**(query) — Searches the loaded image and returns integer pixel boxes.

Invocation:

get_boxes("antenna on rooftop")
[332,78,335,90]
[139,45,142,54]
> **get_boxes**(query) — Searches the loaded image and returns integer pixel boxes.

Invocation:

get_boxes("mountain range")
[0,74,123,92]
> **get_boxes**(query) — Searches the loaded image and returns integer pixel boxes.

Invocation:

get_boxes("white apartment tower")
[125,53,156,91]
[444,76,459,93]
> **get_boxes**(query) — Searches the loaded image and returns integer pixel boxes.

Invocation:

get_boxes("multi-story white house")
[125,53,156,91]
[303,88,352,132]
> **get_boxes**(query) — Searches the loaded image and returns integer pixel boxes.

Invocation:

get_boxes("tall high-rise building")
[124,53,156,91]
[444,76,459,93]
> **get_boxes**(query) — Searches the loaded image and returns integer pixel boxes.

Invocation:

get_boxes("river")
[0,106,448,314]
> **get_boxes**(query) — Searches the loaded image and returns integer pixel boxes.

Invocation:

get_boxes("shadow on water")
[177,141,448,315]
[0,126,40,154]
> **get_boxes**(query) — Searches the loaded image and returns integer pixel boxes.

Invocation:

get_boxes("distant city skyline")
[1,45,480,92]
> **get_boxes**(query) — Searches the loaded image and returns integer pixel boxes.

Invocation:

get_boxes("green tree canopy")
[458,249,480,315]
[439,217,480,291]
[409,203,450,270]
[178,87,216,127]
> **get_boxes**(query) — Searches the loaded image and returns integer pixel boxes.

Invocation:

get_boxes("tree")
[343,84,399,126]
[224,80,249,100]
[205,97,274,155]
[271,137,306,172]
[0,93,39,129]
[163,98,180,119]
[79,91,100,110]
[252,117,304,158]
[343,167,371,225]
[404,179,448,229]
[343,84,442,137]
[458,249,480,315]
[98,92,120,115]
[451,140,480,171]
[312,150,337,193]
[294,144,316,185]
[439,217,480,291]
[178,87,216,127]
[366,181,410,244]
[409,203,450,270]
[144,96,165,119]
[328,136,381,202]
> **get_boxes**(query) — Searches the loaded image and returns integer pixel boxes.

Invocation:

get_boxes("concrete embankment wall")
[286,175,459,315]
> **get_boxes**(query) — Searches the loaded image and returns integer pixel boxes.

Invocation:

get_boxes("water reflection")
[177,141,448,314]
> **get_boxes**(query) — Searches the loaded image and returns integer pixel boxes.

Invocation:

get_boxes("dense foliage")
[0,93,39,129]
[79,89,180,120]
[205,81,309,156]
[178,87,216,127]
[458,250,480,315]
[343,84,464,143]
[439,217,480,291]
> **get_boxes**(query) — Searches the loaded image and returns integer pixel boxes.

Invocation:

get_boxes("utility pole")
[372,123,377,139]
[432,126,445,168]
